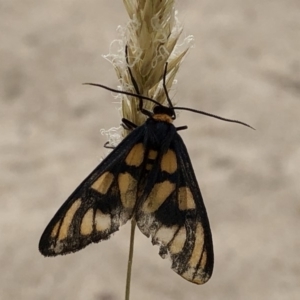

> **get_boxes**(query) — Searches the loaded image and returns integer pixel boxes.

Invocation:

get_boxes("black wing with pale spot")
[136,133,214,284]
[39,126,146,256]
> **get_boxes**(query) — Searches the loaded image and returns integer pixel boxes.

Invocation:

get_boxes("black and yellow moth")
[39,64,252,284]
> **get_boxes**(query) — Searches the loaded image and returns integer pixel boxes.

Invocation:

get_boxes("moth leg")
[162,62,176,120]
[176,126,188,132]
[103,119,136,149]
[121,118,137,131]
[103,141,115,149]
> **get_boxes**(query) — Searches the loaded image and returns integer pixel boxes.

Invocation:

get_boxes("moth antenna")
[173,106,254,129]
[85,61,253,130]
[83,83,162,107]
[125,46,152,117]
[125,45,141,96]
[162,62,175,119]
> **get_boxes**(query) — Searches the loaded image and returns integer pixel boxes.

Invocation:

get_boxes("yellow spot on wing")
[199,251,207,270]
[161,150,177,174]
[125,143,144,166]
[142,181,175,213]
[94,210,111,232]
[146,163,153,171]
[180,223,209,284]
[178,187,196,210]
[58,199,81,240]
[169,226,186,254]
[118,172,137,208]
[148,149,158,160]
[153,225,178,245]
[189,223,205,268]
[80,208,94,235]
[91,172,114,194]
[51,220,61,238]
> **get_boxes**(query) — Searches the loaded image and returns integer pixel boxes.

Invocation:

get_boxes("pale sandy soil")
[1,1,300,300]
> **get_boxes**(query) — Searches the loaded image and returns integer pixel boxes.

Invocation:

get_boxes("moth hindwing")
[39,106,214,284]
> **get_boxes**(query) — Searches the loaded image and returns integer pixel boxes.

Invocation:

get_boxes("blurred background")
[1,0,299,299]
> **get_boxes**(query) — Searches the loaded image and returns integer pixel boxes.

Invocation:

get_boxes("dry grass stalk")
[104,0,193,137]
[103,2,193,299]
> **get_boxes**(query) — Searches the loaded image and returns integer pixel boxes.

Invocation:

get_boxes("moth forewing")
[39,127,146,256]
[134,122,213,284]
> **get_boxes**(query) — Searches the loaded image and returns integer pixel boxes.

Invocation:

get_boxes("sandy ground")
[1,1,300,299]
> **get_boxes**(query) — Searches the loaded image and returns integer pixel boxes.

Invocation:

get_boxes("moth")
[39,64,252,284]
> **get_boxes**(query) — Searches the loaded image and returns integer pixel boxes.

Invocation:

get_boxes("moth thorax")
[152,114,173,123]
